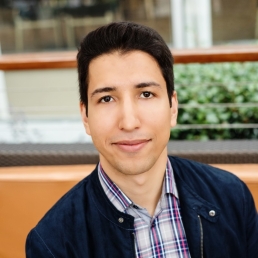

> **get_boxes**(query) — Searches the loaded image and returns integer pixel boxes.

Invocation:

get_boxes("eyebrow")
[90,81,161,98]
[91,87,116,98]
[135,82,161,88]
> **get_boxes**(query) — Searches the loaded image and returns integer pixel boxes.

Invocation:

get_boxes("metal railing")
[0,46,258,164]
[0,46,258,70]
[0,46,257,142]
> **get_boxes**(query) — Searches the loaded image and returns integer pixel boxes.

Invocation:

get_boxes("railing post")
[171,0,185,48]
[0,43,10,121]
[171,0,212,48]
[185,0,212,48]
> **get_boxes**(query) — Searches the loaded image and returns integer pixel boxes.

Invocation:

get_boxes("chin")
[113,157,156,176]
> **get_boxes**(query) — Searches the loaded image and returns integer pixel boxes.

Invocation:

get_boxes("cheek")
[89,126,104,149]
[143,101,171,122]
[87,114,114,141]
[142,106,172,133]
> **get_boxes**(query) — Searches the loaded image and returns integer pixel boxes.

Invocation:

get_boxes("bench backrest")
[0,164,257,258]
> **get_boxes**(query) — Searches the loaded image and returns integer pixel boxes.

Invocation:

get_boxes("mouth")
[112,139,151,152]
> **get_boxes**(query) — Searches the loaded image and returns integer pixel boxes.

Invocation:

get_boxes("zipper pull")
[132,232,137,257]
[198,215,204,258]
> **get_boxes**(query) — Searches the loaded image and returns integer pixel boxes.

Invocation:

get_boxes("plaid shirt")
[98,160,191,258]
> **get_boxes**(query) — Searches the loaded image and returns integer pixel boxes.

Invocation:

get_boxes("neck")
[100,151,167,217]
[122,172,164,216]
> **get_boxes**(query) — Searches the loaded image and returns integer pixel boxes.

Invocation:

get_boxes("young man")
[26,22,258,257]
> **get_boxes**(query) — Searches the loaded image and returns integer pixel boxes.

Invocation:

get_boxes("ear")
[170,91,178,128]
[80,102,91,135]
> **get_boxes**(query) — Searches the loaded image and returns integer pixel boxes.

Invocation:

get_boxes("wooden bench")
[0,164,257,258]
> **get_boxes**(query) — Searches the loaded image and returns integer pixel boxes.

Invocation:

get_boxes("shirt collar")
[98,158,178,211]
[164,158,179,198]
[98,164,132,210]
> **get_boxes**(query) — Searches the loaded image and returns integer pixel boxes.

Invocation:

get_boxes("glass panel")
[0,0,257,53]
[0,0,171,53]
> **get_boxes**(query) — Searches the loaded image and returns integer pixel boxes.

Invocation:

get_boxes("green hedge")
[170,62,258,140]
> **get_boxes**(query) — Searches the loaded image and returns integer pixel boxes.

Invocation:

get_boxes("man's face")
[80,51,178,176]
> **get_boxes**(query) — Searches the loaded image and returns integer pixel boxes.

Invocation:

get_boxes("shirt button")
[118,217,124,223]
[209,210,216,217]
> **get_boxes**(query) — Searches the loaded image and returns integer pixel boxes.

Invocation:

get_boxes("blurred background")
[0,0,257,145]
[0,0,257,52]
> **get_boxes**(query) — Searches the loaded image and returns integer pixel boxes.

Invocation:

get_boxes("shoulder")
[169,155,243,187]
[169,156,258,255]
[169,156,258,220]
[39,167,98,222]
[168,155,251,207]
[26,169,97,257]
[42,169,95,218]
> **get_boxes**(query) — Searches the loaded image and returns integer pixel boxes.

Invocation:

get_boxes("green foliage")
[170,62,258,140]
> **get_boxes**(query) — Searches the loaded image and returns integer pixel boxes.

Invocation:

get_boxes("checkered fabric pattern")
[98,160,191,258]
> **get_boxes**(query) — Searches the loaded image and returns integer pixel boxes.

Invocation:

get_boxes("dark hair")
[77,21,174,114]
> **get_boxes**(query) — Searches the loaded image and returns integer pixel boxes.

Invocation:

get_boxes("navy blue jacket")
[26,156,258,257]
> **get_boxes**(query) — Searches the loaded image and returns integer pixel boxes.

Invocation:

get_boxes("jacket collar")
[88,166,135,231]
[169,156,221,257]
[169,156,221,221]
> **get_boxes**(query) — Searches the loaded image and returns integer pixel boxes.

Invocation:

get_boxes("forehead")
[87,50,164,85]
[90,50,159,68]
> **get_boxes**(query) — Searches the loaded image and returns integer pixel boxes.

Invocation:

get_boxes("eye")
[100,96,113,103]
[140,91,153,98]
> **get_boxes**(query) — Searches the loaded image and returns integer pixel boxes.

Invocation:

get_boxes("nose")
[118,98,141,131]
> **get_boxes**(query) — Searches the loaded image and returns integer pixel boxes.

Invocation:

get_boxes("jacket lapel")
[171,157,221,257]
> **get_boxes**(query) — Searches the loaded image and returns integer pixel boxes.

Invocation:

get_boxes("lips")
[112,139,150,152]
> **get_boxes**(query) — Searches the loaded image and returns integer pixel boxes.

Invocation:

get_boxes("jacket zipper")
[132,232,136,258]
[198,215,204,258]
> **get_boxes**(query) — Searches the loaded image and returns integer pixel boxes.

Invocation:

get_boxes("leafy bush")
[170,62,258,140]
